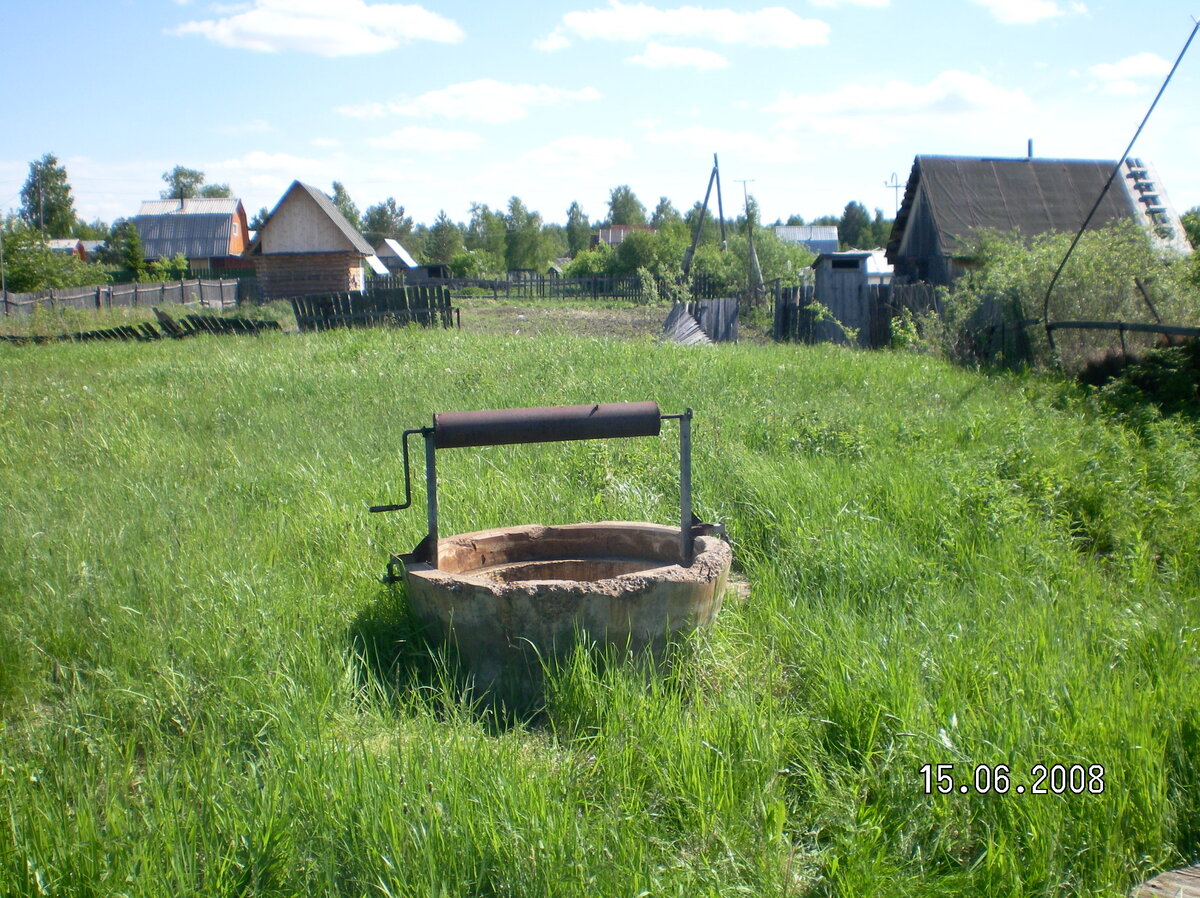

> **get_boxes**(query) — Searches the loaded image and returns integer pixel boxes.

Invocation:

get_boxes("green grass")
[2,325,1199,896]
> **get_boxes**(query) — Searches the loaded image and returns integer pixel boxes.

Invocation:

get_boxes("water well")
[370,402,731,686]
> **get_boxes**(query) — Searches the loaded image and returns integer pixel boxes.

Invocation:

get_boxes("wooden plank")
[1049,320,1200,339]
[1130,865,1200,897]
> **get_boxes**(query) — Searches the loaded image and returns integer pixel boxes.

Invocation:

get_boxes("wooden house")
[47,238,86,261]
[591,225,655,247]
[132,198,249,270]
[886,155,1190,286]
[244,181,387,300]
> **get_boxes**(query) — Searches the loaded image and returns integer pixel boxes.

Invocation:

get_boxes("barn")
[244,181,387,300]
[886,155,1190,286]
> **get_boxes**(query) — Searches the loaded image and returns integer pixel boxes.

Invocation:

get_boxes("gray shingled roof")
[133,212,233,260]
[888,155,1137,258]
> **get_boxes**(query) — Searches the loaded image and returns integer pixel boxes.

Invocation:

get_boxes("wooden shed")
[810,251,873,346]
[374,238,419,274]
[885,155,1189,287]
[244,181,386,300]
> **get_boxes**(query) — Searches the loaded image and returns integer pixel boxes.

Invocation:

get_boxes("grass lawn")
[1,321,1198,896]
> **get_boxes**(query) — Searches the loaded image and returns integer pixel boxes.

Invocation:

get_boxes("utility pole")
[735,178,765,304]
[884,172,903,215]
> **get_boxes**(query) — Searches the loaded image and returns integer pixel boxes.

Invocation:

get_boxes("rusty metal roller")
[433,402,661,449]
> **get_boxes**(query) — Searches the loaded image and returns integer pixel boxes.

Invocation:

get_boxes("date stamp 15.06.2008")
[919,763,1105,795]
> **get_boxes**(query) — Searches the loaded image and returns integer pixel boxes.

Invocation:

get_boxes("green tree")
[161,166,203,200]
[612,229,660,275]
[1,219,109,292]
[361,198,413,247]
[1182,206,1199,250]
[141,253,190,282]
[424,210,463,265]
[871,208,893,247]
[684,201,722,248]
[565,201,591,257]
[564,242,615,277]
[504,196,550,272]
[20,154,77,237]
[651,196,682,229]
[110,220,146,278]
[160,166,232,199]
[72,219,109,241]
[249,207,270,233]
[330,182,361,231]
[838,201,872,249]
[607,185,647,227]
[465,203,507,258]
[944,221,1200,367]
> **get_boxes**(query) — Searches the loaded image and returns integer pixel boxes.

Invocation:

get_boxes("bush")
[923,222,1200,369]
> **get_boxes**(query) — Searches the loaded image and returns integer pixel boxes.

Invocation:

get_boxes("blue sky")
[1,0,1197,230]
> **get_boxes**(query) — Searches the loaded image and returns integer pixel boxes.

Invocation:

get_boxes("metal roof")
[376,238,418,268]
[133,212,234,260]
[47,238,83,253]
[887,155,1138,259]
[244,181,374,257]
[774,225,838,242]
[137,198,243,216]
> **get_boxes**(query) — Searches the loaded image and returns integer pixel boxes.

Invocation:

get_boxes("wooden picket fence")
[1,279,242,316]
[289,285,459,333]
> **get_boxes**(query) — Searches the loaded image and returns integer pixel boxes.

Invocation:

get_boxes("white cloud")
[627,42,728,69]
[310,137,342,148]
[644,125,809,164]
[522,136,635,170]
[366,126,484,151]
[534,31,572,51]
[1089,52,1171,82]
[171,0,464,57]
[538,2,829,51]
[766,70,1031,147]
[769,70,1029,124]
[971,0,1072,24]
[207,150,335,202]
[338,79,602,124]
[808,0,888,6]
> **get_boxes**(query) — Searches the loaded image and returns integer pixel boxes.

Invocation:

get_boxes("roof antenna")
[1043,17,1199,359]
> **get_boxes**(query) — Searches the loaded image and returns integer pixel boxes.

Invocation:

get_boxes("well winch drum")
[370,402,731,683]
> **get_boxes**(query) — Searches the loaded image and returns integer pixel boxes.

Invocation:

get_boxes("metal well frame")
[370,402,708,579]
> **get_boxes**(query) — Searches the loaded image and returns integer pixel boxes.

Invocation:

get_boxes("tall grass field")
[2,324,1198,896]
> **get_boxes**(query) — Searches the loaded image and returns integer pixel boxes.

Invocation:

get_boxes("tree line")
[8,151,1197,297]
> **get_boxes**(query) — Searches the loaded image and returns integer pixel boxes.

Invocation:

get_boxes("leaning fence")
[290,284,459,332]
[773,282,942,347]
[1,279,241,316]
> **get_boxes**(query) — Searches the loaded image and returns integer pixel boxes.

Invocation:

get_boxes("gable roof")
[376,238,418,268]
[137,198,243,216]
[245,181,374,257]
[887,155,1138,260]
